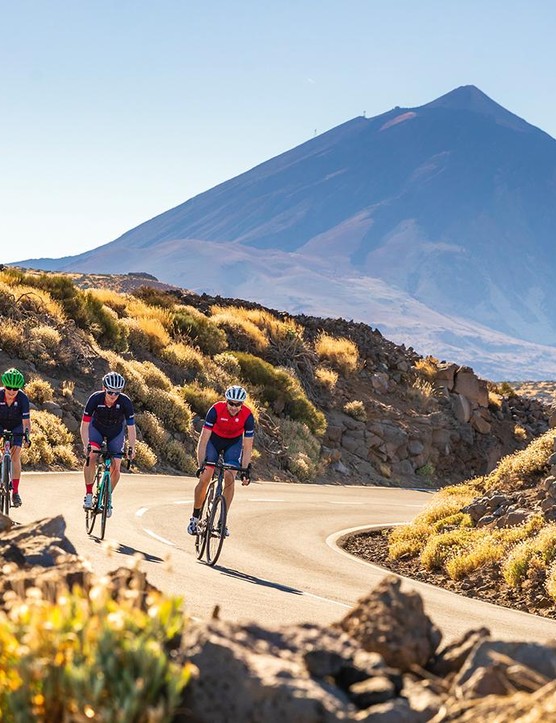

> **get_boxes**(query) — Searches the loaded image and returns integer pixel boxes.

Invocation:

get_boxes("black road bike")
[195,455,250,566]
[85,445,131,540]
[0,430,29,516]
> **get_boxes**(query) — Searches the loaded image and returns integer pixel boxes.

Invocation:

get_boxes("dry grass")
[21,410,77,468]
[29,325,62,355]
[343,400,367,422]
[180,383,220,417]
[161,342,205,376]
[1,319,25,355]
[136,411,169,449]
[315,366,338,390]
[314,332,359,375]
[0,279,65,321]
[129,361,172,391]
[25,377,54,404]
[145,388,193,434]
[414,355,439,381]
[88,287,129,315]
[210,305,269,352]
[481,429,554,493]
[502,524,556,589]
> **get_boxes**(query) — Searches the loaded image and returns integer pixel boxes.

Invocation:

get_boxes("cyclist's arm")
[126,420,137,458]
[241,436,254,468]
[196,427,212,467]
[80,419,90,451]
[21,394,31,437]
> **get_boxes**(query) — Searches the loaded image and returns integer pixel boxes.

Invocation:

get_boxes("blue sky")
[2,0,555,263]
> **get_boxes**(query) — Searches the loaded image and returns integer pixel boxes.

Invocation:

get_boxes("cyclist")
[0,368,31,507]
[188,385,254,537]
[80,371,136,517]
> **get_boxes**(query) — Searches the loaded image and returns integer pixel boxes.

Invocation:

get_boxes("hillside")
[0,266,550,489]
[15,85,556,379]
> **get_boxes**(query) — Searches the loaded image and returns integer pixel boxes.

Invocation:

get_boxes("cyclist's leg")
[194,438,218,509]
[106,429,125,491]
[222,438,243,510]
[86,426,103,490]
[9,425,23,505]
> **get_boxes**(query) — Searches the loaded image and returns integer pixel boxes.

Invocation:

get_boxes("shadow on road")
[89,537,164,563]
[216,566,303,595]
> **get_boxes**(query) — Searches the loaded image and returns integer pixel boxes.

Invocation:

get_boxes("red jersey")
[203,401,255,439]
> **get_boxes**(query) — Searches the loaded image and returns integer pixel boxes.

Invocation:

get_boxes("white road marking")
[301,591,351,608]
[144,528,175,546]
[136,507,147,517]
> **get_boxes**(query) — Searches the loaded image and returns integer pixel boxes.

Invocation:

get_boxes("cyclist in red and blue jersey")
[80,371,136,517]
[187,385,254,537]
[0,368,31,507]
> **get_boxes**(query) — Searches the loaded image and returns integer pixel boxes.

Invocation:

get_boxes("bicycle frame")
[0,430,26,517]
[0,431,14,516]
[85,446,114,540]
[195,455,242,566]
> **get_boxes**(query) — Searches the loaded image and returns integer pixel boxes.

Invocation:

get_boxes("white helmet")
[102,371,126,392]
[225,385,247,403]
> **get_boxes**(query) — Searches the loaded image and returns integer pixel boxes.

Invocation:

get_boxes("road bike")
[85,445,131,540]
[195,455,250,566]
[0,430,29,516]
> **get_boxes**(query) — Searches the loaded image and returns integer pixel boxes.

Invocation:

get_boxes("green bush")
[278,418,322,481]
[232,352,326,436]
[21,410,78,468]
[180,383,220,417]
[173,305,228,355]
[0,582,191,721]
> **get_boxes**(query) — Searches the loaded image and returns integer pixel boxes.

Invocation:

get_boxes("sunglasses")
[227,401,243,408]
[4,386,19,391]
[105,390,120,396]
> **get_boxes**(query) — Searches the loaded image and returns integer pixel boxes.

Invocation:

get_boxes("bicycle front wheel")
[206,494,227,566]
[1,456,11,516]
[99,472,111,540]
[195,485,214,560]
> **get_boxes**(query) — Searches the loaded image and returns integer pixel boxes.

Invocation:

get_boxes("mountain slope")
[18,85,556,378]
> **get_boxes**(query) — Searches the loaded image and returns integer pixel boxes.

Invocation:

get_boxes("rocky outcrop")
[4,517,556,722]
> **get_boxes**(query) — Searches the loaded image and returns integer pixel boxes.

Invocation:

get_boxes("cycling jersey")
[203,401,254,440]
[0,389,30,430]
[82,391,135,437]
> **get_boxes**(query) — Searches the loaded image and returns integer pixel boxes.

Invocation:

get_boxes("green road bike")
[0,430,29,516]
[85,445,131,540]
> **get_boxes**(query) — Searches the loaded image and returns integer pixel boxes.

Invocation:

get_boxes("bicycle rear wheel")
[99,472,111,541]
[206,494,227,566]
[195,485,214,560]
[1,456,11,516]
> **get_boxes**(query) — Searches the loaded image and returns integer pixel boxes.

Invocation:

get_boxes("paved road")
[13,471,556,644]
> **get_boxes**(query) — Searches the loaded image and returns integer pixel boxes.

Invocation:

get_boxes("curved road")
[13,471,556,644]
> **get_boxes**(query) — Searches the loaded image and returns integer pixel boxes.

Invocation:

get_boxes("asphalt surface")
[12,471,556,644]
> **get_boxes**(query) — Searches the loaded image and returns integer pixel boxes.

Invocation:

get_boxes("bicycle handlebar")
[85,444,134,469]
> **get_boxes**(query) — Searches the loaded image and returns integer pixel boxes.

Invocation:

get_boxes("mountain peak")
[419,85,532,132]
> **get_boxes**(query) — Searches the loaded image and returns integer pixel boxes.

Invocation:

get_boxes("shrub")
[314,332,359,375]
[414,355,439,381]
[502,524,556,588]
[213,352,241,377]
[211,306,269,353]
[102,352,149,404]
[0,319,24,355]
[133,440,158,469]
[145,388,193,434]
[161,342,205,379]
[481,429,554,493]
[0,581,191,719]
[232,352,326,436]
[88,287,129,315]
[28,325,62,356]
[25,377,54,404]
[21,410,78,468]
[315,366,338,391]
[278,418,321,482]
[172,305,227,355]
[180,383,220,417]
[163,439,196,473]
[130,361,172,391]
[132,286,177,309]
[343,400,367,422]
[121,317,170,354]
[136,411,169,449]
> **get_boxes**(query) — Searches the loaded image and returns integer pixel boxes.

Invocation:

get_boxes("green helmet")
[2,368,25,389]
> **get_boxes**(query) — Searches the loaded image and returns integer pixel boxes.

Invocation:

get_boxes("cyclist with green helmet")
[0,368,31,507]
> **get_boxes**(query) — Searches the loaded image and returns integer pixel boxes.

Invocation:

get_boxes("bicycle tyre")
[1,456,11,516]
[195,484,214,560]
[99,471,111,541]
[206,494,227,566]
[86,466,102,535]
